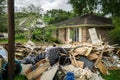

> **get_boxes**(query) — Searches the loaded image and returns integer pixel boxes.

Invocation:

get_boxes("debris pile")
[0,41,120,80]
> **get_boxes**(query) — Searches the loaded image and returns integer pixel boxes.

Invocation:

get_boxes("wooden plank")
[41,65,58,80]
[25,59,47,74]
[88,28,100,44]
[87,52,99,60]
[74,47,87,56]
[70,55,79,67]
[96,61,107,75]
[26,61,50,80]
[85,47,92,56]
[76,61,84,69]
[94,43,108,68]
[21,64,32,75]
[108,66,120,70]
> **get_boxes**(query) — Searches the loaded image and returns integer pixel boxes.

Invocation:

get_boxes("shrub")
[15,33,25,39]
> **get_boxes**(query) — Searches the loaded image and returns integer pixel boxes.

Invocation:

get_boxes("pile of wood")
[68,42,120,75]
[21,42,120,80]
[15,41,46,60]
[1,41,120,80]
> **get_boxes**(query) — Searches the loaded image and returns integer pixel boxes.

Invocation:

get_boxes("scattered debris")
[1,39,120,80]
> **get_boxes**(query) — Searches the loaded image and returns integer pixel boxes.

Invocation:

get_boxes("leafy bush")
[50,37,61,43]
[15,33,25,39]
[109,17,120,45]
[32,27,61,43]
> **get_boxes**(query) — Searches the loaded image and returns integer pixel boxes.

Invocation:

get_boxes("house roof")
[55,13,113,28]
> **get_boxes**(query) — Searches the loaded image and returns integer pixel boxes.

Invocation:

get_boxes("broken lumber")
[25,59,47,74]
[40,65,58,80]
[84,47,92,56]
[96,61,107,75]
[94,43,108,68]
[74,47,87,56]
[71,60,84,69]
[69,54,79,67]
[26,60,50,80]
[87,52,99,60]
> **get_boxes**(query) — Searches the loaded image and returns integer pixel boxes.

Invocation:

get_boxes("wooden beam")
[7,0,15,80]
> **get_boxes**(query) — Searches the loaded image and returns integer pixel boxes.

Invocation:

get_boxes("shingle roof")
[55,13,113,27]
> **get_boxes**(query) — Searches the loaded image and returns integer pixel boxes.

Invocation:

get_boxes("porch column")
[66,28,71,44]
[78,27,82,42]
[82,27,87,42]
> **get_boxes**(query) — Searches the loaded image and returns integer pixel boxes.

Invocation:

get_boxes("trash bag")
[2,60,22,79]
[59,55,71,66]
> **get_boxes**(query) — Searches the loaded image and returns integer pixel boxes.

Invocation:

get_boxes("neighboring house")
[19,18,47,30]
[31,19,47,28]
[55,13,114,44]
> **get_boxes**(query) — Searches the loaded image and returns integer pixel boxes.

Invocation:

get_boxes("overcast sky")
[15,0,72,12]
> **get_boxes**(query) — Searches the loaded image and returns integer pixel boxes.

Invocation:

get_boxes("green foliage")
[68,0,120,17]
[102,69,120,80]
[32,25,61,43]
[0,0,7,32]
[43,9,74,24]
[109,17,120,44]
[15,4,43,33]
[0,14,7,32]
[15,75,27,80]
[101,0,120,17]
[15,33,25,39]
[68,0,98,15]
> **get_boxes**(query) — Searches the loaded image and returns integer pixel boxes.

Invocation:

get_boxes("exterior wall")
[86,27,113,42]
[82,27,87,42]
[96,27,112,42]
[57,26,113,44]
[58,28,66,42]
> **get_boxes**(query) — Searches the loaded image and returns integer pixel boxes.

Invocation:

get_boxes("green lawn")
[0,38,29,44]
[15,75,27,80]
[102,69,120,80]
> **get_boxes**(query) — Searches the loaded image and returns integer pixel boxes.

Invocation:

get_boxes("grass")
[15,75,27,80]
[102,69,120,80]
[0,38,28,44]
[0,39,8,43]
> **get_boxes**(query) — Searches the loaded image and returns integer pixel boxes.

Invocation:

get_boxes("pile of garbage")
[0,40,120,80]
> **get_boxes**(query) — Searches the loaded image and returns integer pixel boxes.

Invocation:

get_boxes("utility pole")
[7,0,15,80]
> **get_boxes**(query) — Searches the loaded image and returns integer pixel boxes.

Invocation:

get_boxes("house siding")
[58,29,66,42]
[86,27,113,42]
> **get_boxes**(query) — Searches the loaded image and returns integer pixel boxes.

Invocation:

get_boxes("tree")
[43,9,74,24]
[0,0,7,32]
[68,0,120,17]
[101,0,120,17]
[15,4,43,32]
[109,17,120,44]
[68,0,98,15]
[22,4,43,17]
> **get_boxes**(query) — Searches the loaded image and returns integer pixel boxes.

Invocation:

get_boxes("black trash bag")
[2,60,22,79]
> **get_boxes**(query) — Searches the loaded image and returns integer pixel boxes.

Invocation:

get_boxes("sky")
[15,0,73,12]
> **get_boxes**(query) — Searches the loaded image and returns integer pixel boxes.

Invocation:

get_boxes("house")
[55,13,114,44]
[19,18,47,30]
